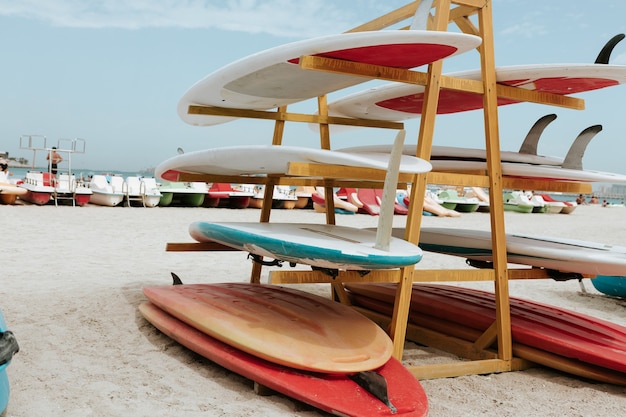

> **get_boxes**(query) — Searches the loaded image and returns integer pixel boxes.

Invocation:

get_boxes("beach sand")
[2,202,626,416]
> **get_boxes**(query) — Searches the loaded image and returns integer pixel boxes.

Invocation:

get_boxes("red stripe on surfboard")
[376,77,619,114]
[288,43,458,69]
[160,169,180,181]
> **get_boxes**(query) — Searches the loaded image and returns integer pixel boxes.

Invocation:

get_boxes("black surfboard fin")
[595,33,625,64]
[247,253,283,267]
[561,124,603,170]
[171,272,183,285]
[466,259,493,269]
[518,114,557,155]
[350,371,397,413]
[310,266,339,278]
[546,269,584,282]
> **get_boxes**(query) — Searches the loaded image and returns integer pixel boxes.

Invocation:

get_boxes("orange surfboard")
[139,301,429,416]
[142,283,393,373]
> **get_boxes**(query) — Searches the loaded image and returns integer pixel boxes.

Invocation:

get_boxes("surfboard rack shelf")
[169,0,605,382]
[279,0,594,380]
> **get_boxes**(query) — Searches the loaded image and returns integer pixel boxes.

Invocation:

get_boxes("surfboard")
[0,183,27,205]
[327,63,626,120]
[343,124,600,165]
[155,145,432,181]
[339,113,555,164]
[429,159,626,183]
[398,227,626,276]
[142,283,393,373]
[0,184,27,196]
[139,301,429,416]
[345,283,626,385]
[338,127,626,182]
[589,275,626,298]
[177,31,482,126]
[189,222,423,270]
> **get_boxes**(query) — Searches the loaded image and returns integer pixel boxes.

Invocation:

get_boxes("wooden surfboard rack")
[168,0,595,381]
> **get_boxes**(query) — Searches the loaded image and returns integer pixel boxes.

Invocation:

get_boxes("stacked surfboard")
[142,26,489,415]
[327,34,626,183]
[142,10,626,414]
[140,282,429,416]
[149,142,433,414]
[345,283,626,385]
[338,113,626,184]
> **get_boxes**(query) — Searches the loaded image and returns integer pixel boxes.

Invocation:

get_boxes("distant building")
[0,151,29,167]
[610,184,626,196]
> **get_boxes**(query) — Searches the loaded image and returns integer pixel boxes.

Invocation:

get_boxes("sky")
[1,0,626,175]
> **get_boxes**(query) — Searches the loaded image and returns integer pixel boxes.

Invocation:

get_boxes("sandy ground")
[2,201,626,416]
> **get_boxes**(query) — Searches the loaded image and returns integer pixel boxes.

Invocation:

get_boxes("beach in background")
[2,203,626,416]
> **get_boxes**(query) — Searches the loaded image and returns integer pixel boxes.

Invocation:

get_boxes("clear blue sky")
[1,1,626,174]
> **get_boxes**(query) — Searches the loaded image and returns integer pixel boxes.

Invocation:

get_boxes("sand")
[2,202,626,416]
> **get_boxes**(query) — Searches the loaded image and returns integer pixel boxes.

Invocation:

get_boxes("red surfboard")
[345,283,626,381]
[328,64,626,120]
[139,302,429,417]
[178,31,481,126]
[347,291,626,385]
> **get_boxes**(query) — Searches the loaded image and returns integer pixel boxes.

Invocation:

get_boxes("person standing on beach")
[46,147,63,175]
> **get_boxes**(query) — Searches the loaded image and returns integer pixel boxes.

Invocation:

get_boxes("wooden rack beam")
[298,56,584,111]
[187,105,404,130]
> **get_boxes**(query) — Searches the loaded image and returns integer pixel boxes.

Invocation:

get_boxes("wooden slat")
[412,269,494,282]
[187,105,404,130]
[299,56,585,111]
[286,162,418,183]
[409,359,524,380]
[270,269,403,284]
[501,178,593,194]
[477,0,513,363]
[427,171,594,193]
[271,106,287,145]
[427,171,489,187]
[497,84,584,110]
[388,0,455,362]
[453,15,480,36]
[352,306,532,379]
[170,172,414,189]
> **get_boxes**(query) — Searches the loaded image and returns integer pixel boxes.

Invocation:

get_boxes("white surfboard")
[177,31,482,126]
[189,222,423,271]
[429,159,626,184]
[0,183,27,196]
[155,144,432,181]
[391,227,626,276]
[342,144,565,166]
[338,115,602,169]
[338,136,626,184]
[327,63,626,121]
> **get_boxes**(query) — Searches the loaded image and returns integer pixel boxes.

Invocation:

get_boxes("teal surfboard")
[189,222,423,271]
